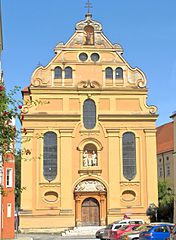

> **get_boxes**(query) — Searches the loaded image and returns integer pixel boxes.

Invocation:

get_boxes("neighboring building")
[170,112,176,222]
[156,122,174,187]
[0,7,15,239]
[20,13,158,231]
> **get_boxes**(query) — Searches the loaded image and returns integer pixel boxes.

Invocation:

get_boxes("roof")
[156,121,174,154]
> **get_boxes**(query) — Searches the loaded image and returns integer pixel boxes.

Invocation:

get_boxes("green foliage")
[157,181,174,222]
[0,83,22,154]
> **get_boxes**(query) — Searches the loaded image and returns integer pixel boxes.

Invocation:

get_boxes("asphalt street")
[16,233,97,240]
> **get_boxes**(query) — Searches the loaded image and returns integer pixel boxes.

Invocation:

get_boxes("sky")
[1,0,176,127]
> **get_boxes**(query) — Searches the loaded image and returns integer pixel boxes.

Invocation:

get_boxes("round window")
[91,53,100,62]
[79,53,88,62]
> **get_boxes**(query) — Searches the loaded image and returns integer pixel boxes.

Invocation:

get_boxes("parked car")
[98,219,145,240]
[110,224,140,240]
[114,219,145,225]
[120,224,152,240]
[100,223,129,240]
[96,227,107,239]
[139,224,172,240]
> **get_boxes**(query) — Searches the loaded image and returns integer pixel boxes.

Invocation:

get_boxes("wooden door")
[81,198,100,226]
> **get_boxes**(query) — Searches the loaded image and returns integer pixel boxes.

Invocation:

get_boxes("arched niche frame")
[77,138,103,168]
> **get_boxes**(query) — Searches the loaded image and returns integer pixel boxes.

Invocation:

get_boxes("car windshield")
[119,225,129,230]
[106,224,113,229]
[132,225,140,230]
[135,225,153,231]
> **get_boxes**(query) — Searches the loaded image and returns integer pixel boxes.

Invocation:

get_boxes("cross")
[85,0,92,13]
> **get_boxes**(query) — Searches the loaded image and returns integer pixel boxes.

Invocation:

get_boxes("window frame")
[6,168,13,188]
[122,132,136,181]
[115,67,123,79]
[83,99,96,130]
[43,131,57,182]
[64,66,72,79]
[54,66,62,79]
[105,67,113,79]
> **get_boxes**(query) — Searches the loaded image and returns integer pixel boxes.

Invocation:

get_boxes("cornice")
[98,114,158,121]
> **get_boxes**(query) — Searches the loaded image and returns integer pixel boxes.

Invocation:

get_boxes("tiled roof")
[156,121,174,154]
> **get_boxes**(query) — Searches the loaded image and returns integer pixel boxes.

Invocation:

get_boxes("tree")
[157,181,174,222]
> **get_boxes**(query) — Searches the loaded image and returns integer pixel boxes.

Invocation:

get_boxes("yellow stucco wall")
[20,14,158,231]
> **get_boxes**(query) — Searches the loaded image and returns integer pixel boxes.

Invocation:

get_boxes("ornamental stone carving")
[77,80,102,90]
[75,180,106,192]
[75,14,102,32]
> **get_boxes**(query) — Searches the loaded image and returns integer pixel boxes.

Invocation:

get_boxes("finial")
[85,0,92,14]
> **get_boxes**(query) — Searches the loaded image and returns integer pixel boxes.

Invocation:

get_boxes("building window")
[83,143,98,167]
[115,67,123,79]
[43,132,57,182]
[166,165,170,176]
[7,203,12,218]
[159,167,162,177]
[122,132,136,181]
[79,53,88,62]
[6,168,13,188]
[105,67,113,79]
[64,67,72,79]
[83,99,96,129]
[91,53,100,62]
[54,66,62,79]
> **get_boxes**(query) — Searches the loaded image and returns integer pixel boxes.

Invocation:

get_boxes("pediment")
[55,14,123,53]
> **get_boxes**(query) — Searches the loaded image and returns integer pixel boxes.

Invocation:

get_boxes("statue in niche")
[92,151,97,166]
[83,150,88,167]
[83,150,98,167]
[84,25,94,45]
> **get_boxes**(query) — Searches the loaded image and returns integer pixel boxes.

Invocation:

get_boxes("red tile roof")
[156,121,174,154]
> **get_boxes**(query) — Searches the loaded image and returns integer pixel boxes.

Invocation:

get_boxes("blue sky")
[1,0,176,126]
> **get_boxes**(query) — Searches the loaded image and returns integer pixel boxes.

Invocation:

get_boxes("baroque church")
[20,12,158,231]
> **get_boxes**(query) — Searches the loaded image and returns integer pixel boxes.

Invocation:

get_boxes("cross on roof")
[85,0,92,13]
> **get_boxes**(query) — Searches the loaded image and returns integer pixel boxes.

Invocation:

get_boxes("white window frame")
[6,168,13,188]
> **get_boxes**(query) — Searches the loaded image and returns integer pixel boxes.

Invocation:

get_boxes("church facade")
[20,13,158,231]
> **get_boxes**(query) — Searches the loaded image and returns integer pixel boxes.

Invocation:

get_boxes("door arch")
[81,198,100,226]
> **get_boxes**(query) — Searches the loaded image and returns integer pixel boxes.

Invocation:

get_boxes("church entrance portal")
[81,198,100,226]
[74,180,107,226]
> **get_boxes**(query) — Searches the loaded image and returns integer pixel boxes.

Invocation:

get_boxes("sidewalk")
[14,235,33,240]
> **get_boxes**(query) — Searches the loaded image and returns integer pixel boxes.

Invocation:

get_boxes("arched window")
[54,67,62,79]
[122,132,136,180]
[105,67,113,79]
[83,99,96,129]
[115,67,123,79]
[64,67,72,79]
[43,132,57,181]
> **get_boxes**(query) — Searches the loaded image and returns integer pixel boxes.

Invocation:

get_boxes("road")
[16,233,97,240]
